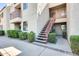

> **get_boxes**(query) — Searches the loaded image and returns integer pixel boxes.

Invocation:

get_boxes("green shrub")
[7,30,20,38]
[18,32,27,40]
[70,35,79,55]
[0,30,5,36]
[7,30,11,37]
[48,33,57,43]
[28,31,35,42]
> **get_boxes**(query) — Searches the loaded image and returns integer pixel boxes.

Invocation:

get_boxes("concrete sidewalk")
[0,36,72,56]
[33,36,72,53]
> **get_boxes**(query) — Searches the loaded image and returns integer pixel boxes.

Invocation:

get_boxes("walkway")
[0,36,72,56]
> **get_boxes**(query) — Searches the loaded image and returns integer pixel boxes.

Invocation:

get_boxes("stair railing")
[45,17,56,38]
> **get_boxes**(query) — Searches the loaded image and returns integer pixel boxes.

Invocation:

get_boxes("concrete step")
[37,37,47,40]
[35,39,47,43]
[41,31,46,33]
[41,30,46,32]
[38,35,47,37]
[40,33,46,35]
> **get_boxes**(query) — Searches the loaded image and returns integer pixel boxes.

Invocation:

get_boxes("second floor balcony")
[10,10,21,20]
[10,10,22,23]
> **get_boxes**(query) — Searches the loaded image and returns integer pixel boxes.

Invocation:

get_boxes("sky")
[0,3,6,10]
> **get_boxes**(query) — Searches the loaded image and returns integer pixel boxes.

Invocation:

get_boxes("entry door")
[15,23,21,30]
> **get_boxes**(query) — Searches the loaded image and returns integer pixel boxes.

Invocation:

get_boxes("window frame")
[23,21,28,31]
[23,3,28,10]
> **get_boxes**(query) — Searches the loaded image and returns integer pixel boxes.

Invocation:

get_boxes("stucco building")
[0,3,79,44]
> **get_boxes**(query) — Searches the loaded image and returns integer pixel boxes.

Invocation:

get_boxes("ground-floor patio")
[0,36,73,56]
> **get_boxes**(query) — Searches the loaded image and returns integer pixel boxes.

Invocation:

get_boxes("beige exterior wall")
[55,18,67,23]
[67,3,79,43]
[0,7,11,35]
[37,4,49,35]
[0,17,4,30]
[37,3,47,15]
[48,3,64,8]
[21,3,37,34]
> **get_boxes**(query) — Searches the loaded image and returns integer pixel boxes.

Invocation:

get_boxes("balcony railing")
[10,10,21,19]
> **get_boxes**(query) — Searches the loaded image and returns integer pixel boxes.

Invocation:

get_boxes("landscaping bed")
[28,31,35,42]
[7,30,35,42]
[18,32,27,40]
[7,30,57,44]
[7,30,20,38]
[0,30,5,36]
[70,35,79,55]
[48,32,57,43]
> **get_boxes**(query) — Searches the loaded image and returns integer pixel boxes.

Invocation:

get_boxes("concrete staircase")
[36,17,55,43]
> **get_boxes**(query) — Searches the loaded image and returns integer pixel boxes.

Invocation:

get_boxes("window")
[23,3,28,10]
[23,22,28,31]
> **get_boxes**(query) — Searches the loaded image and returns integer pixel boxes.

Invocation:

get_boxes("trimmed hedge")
[48,33,57,43]
[70,35,79,55]
[7,30,36,42]
[28,31,35,42]
[18,32,27,40]
[7,30,20,38]
[0,30,5,36]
